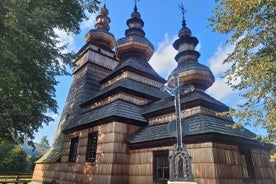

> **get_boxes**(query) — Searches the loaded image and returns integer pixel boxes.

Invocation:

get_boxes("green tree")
[2,146,30,172]
[29,136,50,170]
[37,136,50,155]
[0,0,100,145]
[0,141,31,172]
[0,141,14,165]
[209,0,276,143]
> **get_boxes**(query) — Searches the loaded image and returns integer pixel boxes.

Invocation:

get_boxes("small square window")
[153,150,169,182]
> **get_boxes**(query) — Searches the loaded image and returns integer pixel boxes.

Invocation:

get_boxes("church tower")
[167,13,214,91]
[33,1,119,172]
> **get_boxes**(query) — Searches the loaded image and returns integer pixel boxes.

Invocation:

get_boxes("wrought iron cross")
[161,72,194,181]
[179,3,187,26]
[134,0,140,11]
[134,0,140,6]
[179,3,186,19]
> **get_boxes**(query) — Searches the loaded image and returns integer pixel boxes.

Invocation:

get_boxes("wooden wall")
[251,149,275,184]
[128,143,218,184]
[32,126,275,184]
[271,161,276,183]
[128,142,275,184]
[32,122,140,184]
[129,146,172,184]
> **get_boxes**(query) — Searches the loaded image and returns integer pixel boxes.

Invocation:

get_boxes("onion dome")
[85,4,116,51]
[116,5,154,62]
[167,17,214,91]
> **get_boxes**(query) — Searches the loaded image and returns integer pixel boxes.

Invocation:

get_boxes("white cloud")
[208,43,234,76]
[207,77,234,100]
[207,43,236,101]
[81,13,97,30]
[149,34,178,79]
[53,12,96,53]
[195,41,201,52]
[54,28,76,52]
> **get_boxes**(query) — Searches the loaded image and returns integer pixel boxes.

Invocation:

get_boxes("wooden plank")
[0,173,32,184]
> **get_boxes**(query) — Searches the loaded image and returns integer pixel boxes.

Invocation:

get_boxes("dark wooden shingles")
[63,100,147,131]
[127,114,256,144]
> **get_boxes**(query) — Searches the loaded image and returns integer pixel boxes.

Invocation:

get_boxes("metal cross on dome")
[179,3,187,19]
[161,72,195,181]
[179,3,188,26]
[134,0,140,11]
[134,0,140,6]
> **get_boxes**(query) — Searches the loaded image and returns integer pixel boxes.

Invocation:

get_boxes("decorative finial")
[134,0,140,12]
[178,3,187,26]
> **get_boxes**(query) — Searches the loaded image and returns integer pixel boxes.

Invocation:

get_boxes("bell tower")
[37,4,119,163]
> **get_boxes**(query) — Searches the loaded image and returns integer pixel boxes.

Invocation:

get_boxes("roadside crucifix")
[161,72,195,181]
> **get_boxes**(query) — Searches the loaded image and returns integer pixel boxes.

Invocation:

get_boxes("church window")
[86,132,98,162]
[240,149,255,180]
[68,136,79,162]
[153,150,169,182]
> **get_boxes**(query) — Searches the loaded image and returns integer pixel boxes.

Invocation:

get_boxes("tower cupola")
[116,4,154,61]
[85,4,116,51]
[168,6,214,91]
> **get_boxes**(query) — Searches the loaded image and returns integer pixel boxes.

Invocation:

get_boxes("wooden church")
[31,3,275,184]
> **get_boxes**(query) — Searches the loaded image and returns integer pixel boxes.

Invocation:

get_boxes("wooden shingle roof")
[100,58,166,84]
[81,78,170,107]
[63,100,147,133]
[142,91,229,116]
[127,114,256,144]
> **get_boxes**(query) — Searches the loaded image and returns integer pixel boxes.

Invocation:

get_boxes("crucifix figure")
[161,72,194,181]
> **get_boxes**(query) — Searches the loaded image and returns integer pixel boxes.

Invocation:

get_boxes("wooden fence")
[0,173,32,184]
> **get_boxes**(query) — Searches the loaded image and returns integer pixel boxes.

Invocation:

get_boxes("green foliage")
[271,153,276,162]
[0,141,31,172]
[37,136,50,155]
[0,137,50,171]
[0,0,99,145]
[209,0,276,143]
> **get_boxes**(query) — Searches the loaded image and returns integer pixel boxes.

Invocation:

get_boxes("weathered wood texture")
[272,160,276,183]
[101,71,163,89]
[128,142,274,184]
[83,92,151,112]
[211,143,274,184]
[251,149,275,184]
[74,47,118,73]
[32,122,140,184]
[129,148,156,184]
[32,133,274,184]
[149,107,231,126]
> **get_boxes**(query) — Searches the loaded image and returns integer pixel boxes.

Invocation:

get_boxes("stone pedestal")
[167,181,198,184]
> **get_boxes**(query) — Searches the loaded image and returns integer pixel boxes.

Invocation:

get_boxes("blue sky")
[34,1,255,143]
